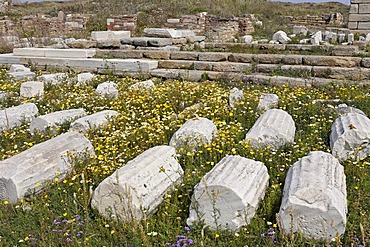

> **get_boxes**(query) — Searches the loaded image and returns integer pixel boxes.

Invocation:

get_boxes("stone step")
[150,68,243,82]
[14,48,97,58]
[243,74,370,86]
[0,54,158,73]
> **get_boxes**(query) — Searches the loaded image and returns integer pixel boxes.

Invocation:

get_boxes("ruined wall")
[107,15,137,31]
[165,13,255,42]
[285,13,344,27]
[0,0,10,13]
[348,0,370,33]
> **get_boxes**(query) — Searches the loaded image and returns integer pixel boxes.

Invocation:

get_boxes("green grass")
[0,68,369,246]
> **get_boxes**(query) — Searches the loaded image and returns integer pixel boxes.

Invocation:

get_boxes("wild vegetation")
[0,68,368,246]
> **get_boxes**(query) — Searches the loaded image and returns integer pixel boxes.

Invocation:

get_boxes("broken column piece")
[278,151,347,240]
[187,155,269,231]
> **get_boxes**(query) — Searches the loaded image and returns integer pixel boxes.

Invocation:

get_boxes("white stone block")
[70,110,119,133]
[257,93,279,111]
[0,132,95,203]
[338,33,346,43]
[311,31,322,45]
[91,31,131,42]
[77,72,95,85]
[9,64,31,73]
[330,113,370,161]
[7,71,36,81]
[348,33,354,43]
[20,81,44,98]
[37,73,67,85]
[187,155,269,231]
[129,79,155,90]
[91,146,183,222]
[44,48,96,58]
[241,35,253,44]
[169,117,218,150]
[13,48,46,57]
[229,87,244,107]
[278,151,347,240]
[245,109,295,149]
[272,31,291,44]
[30,109,87,134]
[96,81,119,98]
[144,28,195,38]
[0,103,38,132]
[0,91,7,101]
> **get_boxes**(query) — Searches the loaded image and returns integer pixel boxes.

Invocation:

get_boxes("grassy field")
[0,69,368,246]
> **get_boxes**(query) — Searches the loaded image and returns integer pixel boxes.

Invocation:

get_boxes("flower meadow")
[0,68,369,246]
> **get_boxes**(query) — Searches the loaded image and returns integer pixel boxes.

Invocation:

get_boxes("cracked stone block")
[278,151,347,240]
[30,109,87,134]
[96,81,119,98]
[272,30,291,44]
[257,93,279,111]
[20,81,44,98]
[229,88,244,107]
[0,103,38,132]
[187,155,269,232]
[335,104,366,116]
[9,64,31,73]
[330,113,370,161]
[91,145,183,222]
[70,110,119,133]
[0,132,94,203]
[245,109,295,149]
[169,117,218,150]
[37,73,67,85]
[129,79,155,90]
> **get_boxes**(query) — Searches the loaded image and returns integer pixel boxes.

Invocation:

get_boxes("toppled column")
[330,113,370,161]
[70,110,119,133]
[229,88,244,107]
[91,145,183,222]
[245,109,295,149]
[278,151,347,240]
[187,155,269,231]
[169,117,218,150]
[0,103,38,132]
[30,109,87,133]
[0,132,95,203]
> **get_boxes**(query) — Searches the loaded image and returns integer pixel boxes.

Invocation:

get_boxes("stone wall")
[19,13,89,36]
[0,0,10,13]
[165,13,255,42]
[349,0,370,33]
[107,15,137,32]
[285,13,344,27]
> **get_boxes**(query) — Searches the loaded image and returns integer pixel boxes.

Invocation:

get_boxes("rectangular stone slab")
[0,131,95,203]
